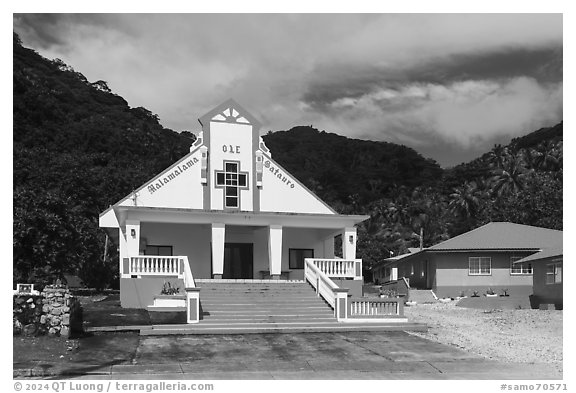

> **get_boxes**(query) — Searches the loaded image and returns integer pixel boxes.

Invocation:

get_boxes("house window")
[214,161,250,209]
[469,257,491,275]
[145,245,173,256]
[289,249,314,269]
[546,263,562,284]
[510,256,532,275]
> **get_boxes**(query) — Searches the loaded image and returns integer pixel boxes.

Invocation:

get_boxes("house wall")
[140,222,212,279]
[432,252,534,298]
[209,122,254,211]
[118,149,204,210]
[281,228,332,281]
[532,259,563,309]
[396,255,429,289]
[138,223,331,281]
[120,277,185,309]
[259,156,334,214]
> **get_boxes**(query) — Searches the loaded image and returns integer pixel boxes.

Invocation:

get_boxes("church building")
[99,100,405,330]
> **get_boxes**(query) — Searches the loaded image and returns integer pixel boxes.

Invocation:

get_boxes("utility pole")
[420,227,424,250]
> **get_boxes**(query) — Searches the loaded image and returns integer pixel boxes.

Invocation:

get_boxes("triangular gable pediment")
[258,153,336,215]
[198,98,262,132]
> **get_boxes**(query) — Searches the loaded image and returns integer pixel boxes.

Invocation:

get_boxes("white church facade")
[99,100,406,328]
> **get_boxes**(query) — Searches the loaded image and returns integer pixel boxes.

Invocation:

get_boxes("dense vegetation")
[13,33,563,287]
[262,127,442,208]
[13,33,194,289]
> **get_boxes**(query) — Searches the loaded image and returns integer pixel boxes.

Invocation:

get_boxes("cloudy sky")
[13,13,562,167]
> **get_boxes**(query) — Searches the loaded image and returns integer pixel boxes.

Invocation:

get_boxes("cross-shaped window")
[215,161,249,208]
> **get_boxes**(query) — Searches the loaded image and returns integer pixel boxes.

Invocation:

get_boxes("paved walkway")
[14,332,562,380]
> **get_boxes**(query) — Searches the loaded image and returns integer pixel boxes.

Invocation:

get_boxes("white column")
[268,225,283,279]
[342,227,357,260]
[211,223,225,279]
[126,220,141,258]
[119,227,129,278]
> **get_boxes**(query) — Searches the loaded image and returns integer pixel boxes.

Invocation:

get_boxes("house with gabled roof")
[514,246,563,309]
[378,222,562,300]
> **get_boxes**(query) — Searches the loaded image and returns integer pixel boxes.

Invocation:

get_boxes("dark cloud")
[12,14,563,167]
[411,47,563,84]
[302,46,563,111]
[13,14,68,48]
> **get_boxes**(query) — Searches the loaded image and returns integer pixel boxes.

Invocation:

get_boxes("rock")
[13,319,23,335]
[30,303,35,309]
[46,293,54,298]
[23,324,37,336]
[62,315,70,325]
[60,326,70,337]
[51,317,61,326]
[42,305,50,313]
[63,306,70,312]
[48,327,57,335]
[26,297,33,303]
[51,308,62,316]
[40,315,47,324]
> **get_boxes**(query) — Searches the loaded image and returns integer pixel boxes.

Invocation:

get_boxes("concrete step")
[141,321,427,335]
[147,306,186,312]
[200,294,319,298]
[408,289,438,304]
[202,314,336,322]
[201,310,334,316]
[201,304,331,310]
[200,288,314,295]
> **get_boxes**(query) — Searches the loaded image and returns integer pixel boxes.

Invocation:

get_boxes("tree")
[449,181,481,219]
[490,153,530,197]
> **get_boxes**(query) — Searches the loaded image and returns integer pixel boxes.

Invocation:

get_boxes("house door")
[223,243,253,279]
[426,259,435,289]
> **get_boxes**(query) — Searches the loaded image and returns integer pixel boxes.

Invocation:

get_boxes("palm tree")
[533,141,561,171]
[449,181,480,219]
[487,144,509,169]
[490,153,530,197]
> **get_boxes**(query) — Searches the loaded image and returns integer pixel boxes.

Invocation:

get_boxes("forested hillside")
[262,127,442,208]
[13,33,194,288]
[13,33,563,287]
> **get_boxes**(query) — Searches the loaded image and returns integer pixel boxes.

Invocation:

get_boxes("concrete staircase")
[142,281,427,335]
[408,289,438,304]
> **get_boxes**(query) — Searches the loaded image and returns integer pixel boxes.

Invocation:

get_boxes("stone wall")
[13,285,82,337]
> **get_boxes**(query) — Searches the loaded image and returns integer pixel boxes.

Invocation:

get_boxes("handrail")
[308,258,362,280]
[181,256,195,288]
[348,297,403,318]
[129,256,182,277]
[305,258,339,307]
[129,255,195,288]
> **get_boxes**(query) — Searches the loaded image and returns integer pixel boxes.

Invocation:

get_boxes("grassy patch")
[79,293,151,327]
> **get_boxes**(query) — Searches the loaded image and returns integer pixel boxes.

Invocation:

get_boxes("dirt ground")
[404,301,563,373]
